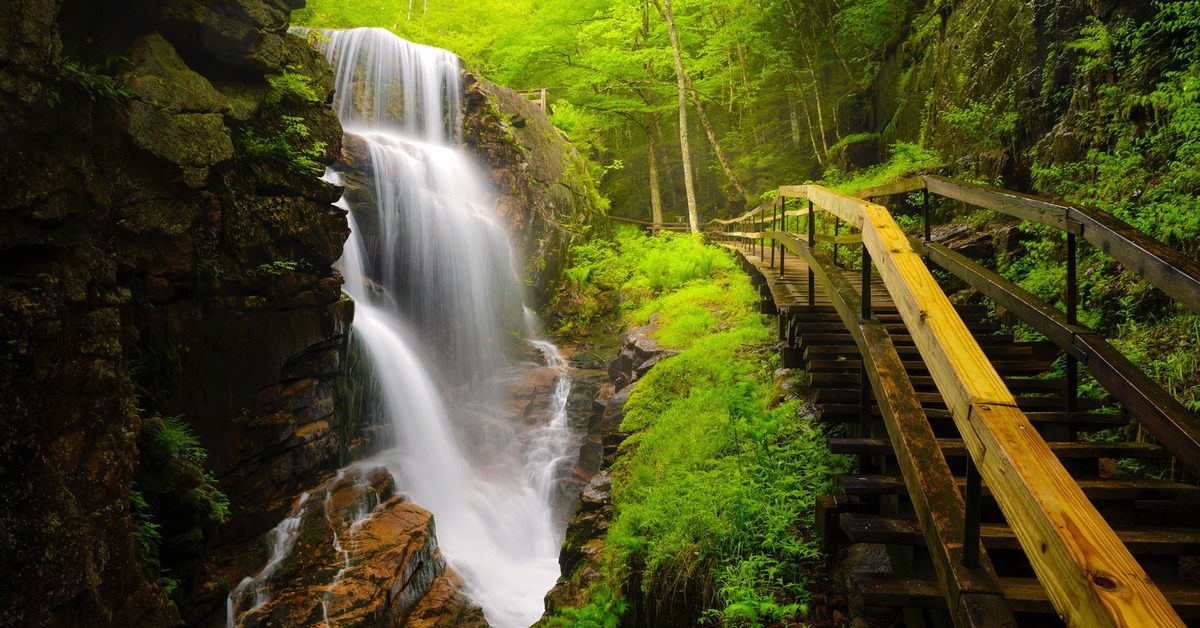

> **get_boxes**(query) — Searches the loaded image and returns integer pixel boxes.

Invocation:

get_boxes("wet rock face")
[0,0,350,624]
[230,469,487,627]
[460,74,603,307]
[541,326,670,618]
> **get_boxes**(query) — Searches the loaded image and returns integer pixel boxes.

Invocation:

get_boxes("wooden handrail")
[771,231,1017,626]
[752,183,1184,627]
[852,174,1200,314]
[919,241,1200,479]
[609,215,689,231]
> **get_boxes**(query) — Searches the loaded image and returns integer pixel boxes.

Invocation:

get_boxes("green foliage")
[1011,1,1200,415]
[238,115,327,176]
[552,229,849,624]
[54,57,134,106]
[828,141,942,192]
[265,66,323,107]
[133,415,229,597]
[940,99,1019,151]
[549,227,738,340]
[1110,313,1200,413]
[544,584,629,627]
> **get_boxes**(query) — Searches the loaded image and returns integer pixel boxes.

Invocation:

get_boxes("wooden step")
[806,341,1041,360]
[909,375,1069,394]
[814,389,1102,411]
[852,573,1200,618]
[827,437,1165,460]
[817,404,1124,429]
[806,359,1051,376]
[835,474,1200,502]
[840,513,1200,555]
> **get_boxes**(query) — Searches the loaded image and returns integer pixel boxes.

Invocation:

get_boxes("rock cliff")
[461,75,606,308]
[0,0,350,624]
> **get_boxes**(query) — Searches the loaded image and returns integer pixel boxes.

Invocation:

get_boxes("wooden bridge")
[708,178,1200,627]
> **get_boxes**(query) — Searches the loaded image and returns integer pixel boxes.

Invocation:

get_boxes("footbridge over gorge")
[707,177,1200,627]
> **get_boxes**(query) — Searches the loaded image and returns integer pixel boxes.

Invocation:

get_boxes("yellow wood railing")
[713,184,1184,628]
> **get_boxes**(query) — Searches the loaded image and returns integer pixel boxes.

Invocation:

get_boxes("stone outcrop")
[0,0,351,624]
[541,324,673,618]
[461,75,605,307]
[227,468,487,627]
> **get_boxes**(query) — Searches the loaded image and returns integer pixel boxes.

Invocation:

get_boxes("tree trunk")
[647,130,664,233]
[686,76,753,205]
[788,92,802,146]
[662,0,699,233]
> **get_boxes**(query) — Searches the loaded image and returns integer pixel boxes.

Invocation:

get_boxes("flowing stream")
[227,27,578,627]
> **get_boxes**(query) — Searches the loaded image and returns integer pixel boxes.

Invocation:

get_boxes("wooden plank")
[842,513,1200,555]
[1071,206,1200,315]
[922,175,1082,235]
[924,241,1200,479]
[837,474,1200,502]
[855,176,927,200]
[803,183,1184,627]
[828,437,1163,459]
[777,184,807,198]
[777,231,1016,626]
[854,573,1200,619]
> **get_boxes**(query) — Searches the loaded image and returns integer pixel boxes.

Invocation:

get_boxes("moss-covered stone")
[461,73,605,308]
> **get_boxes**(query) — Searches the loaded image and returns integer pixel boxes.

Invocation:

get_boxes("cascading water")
[227,27,579,628]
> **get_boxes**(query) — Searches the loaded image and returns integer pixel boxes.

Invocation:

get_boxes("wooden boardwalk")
[710,180,1200,627]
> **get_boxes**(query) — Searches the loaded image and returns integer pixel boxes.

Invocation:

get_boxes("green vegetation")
[546,229,849,625]
[549,227,741,339]
[54,57,134,106]
[1011,2,1200,419]
[133,415,229,597]
[237,67,328,176]
[823,141,942,193]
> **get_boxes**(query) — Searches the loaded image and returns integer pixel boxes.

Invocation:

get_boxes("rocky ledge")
[540,323,675,617]
[226,467,488,627]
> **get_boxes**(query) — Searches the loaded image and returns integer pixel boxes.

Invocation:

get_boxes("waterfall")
[227,27,578,628]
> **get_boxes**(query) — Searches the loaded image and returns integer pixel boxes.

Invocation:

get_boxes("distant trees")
[294,0,917,222]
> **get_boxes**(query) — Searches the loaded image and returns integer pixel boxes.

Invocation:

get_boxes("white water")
[225,492,310,625]
[228,27,577,628]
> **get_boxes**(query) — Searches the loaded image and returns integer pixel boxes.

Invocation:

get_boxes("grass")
[546,228,849,626]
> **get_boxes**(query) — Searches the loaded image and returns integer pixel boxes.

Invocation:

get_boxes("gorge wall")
[0,0,349,623]
[461,75,605,308]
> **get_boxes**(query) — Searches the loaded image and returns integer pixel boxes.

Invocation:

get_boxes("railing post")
[807,200,816,307]
[770,201,777,267]
[759,209,764,259]
[833,217,841,267]
[923,188,931,242]
[862,247,872,319]
[963,456,982,569]
[1066,232,1078,412]
[779,199,786,278]
[860,247,872,431]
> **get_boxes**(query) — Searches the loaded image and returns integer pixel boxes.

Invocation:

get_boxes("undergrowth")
[545,229,849,626]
